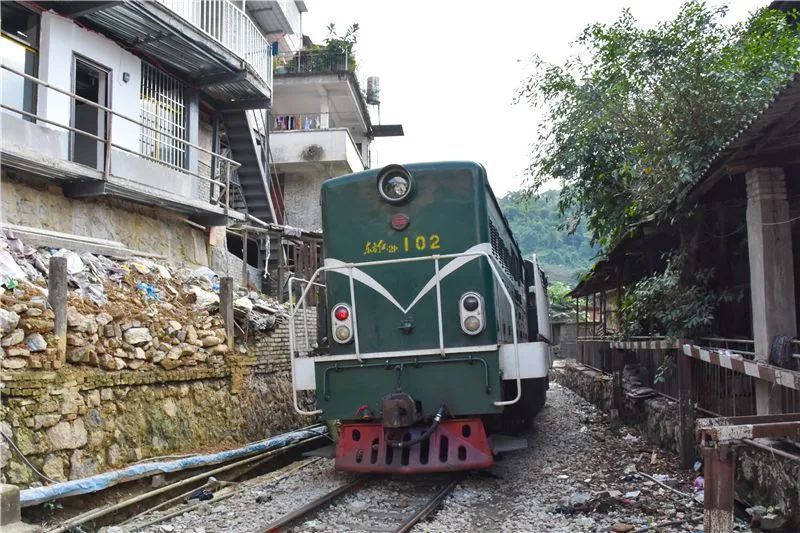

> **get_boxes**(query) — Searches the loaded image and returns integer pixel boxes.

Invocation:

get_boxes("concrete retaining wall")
[1,178,209,265]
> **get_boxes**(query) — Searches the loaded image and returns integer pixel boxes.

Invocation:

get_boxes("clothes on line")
[274,114,322,131]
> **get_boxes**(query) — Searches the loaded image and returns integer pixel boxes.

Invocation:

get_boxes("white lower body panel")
[499,341,551,380]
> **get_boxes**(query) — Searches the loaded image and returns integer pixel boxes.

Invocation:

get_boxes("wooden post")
[48,256,68,364]
[219,277,234,349]
[702,444,735,533]
[678,346,696,468]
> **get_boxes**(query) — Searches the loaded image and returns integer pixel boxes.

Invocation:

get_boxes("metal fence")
[0,63,238,213]
[274,50,350,75]
[154,0,273,87]
[575,336,800,417]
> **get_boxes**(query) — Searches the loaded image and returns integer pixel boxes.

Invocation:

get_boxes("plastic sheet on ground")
[0,249,28,283]
[19,425,328,507]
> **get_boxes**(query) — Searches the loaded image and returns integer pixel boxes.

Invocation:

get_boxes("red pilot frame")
[335,418,493,473]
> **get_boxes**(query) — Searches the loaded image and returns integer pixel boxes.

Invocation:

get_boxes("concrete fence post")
[702,444,735,533]
[611,348,624,420]
[48,256,68,363]
[220,277,234,349]
[677,343,696,469]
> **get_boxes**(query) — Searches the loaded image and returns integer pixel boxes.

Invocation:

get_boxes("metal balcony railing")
[274,50,352,75]
[154,0,273,87]
[0,64,239,215]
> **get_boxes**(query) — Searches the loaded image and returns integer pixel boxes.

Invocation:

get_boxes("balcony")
[0,64,242,226]
[274,50,353,76]
[270,127,366,174]
[44,0,273,106]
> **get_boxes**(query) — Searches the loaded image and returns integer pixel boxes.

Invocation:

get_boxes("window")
[1,2,39,120]
[139,63,186,168]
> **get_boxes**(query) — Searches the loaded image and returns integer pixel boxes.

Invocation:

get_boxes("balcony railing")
[1,63,239,214]
[274,50,352,75]
[154,0,273,87]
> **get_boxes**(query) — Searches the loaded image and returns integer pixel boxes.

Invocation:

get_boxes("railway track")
[261,475,461,533]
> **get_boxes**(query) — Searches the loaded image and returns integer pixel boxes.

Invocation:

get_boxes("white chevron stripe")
[324,243,492,315]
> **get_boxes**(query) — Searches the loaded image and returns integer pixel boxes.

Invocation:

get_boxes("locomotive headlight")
[377,165,414,204]
[463,316,481,332]
[459,292,485,336]
[335,325,351,342]
[462,295,480,312]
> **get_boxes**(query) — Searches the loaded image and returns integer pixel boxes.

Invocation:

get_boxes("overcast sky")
[302,0,765,197]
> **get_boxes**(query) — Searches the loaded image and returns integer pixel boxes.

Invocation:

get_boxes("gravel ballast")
[125,383,706,532]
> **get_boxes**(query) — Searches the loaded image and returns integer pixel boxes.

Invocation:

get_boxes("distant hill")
[499,189,597,283]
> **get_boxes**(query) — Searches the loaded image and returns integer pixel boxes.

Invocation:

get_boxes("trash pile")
[0,229,287,372]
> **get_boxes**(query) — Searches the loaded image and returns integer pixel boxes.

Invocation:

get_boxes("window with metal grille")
[139,63,186,168]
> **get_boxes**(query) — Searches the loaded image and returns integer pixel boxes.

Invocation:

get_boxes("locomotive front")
[289,161,549,473]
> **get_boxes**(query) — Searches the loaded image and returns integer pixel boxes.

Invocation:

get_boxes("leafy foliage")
[547,281,574,322]
[518,3,800,249]
[500,189,597,282]
[318,23,360,71]
[620,252,741,339]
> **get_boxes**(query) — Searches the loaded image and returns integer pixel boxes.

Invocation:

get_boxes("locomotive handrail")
[286,249,522,416]
[287,276,327,415]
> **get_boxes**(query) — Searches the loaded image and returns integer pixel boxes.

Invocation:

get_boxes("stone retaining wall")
[552,358,800,527]
[0,315,314,487]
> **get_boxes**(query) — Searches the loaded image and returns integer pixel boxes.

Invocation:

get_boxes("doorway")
[71,57,108,169]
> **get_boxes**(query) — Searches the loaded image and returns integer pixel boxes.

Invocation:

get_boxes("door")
[71,57,108,169]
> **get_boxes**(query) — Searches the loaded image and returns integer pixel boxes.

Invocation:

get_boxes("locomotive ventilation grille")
[489,220,523,285]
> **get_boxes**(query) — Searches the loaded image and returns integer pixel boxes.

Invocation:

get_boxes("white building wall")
[37,11,141,154]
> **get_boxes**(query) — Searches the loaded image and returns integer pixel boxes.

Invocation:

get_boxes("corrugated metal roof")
[690,72,800,193]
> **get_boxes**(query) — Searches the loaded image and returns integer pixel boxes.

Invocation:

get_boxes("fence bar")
[1,64,239,166]
[103,113,113,179]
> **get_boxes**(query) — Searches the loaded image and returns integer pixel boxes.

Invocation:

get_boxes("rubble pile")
[0,230,287,372]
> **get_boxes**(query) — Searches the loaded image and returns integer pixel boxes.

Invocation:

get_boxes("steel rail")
[260,477,365,533]
[394,477,460,533]
[44,433,326,533]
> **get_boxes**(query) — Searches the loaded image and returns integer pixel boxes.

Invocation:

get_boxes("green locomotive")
[289,161,552,473]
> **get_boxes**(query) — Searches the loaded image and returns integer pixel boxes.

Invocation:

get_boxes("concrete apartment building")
[0,0,305,287]
[270,50,375,231]
[1,0,401,295]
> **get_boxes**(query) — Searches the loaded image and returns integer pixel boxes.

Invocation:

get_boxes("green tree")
[518,3,800,249]
[499,189,597,282]
[548,281,575,322]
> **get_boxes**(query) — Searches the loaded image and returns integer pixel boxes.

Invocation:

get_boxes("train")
[289,161,552,474]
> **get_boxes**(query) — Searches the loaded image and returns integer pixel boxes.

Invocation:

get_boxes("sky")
[302,0,766,197]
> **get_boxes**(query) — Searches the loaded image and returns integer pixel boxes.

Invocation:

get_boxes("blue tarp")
[21,425,327,507]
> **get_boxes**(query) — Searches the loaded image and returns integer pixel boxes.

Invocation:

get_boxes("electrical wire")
[761,214,800,226]
[1,431,56,484]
